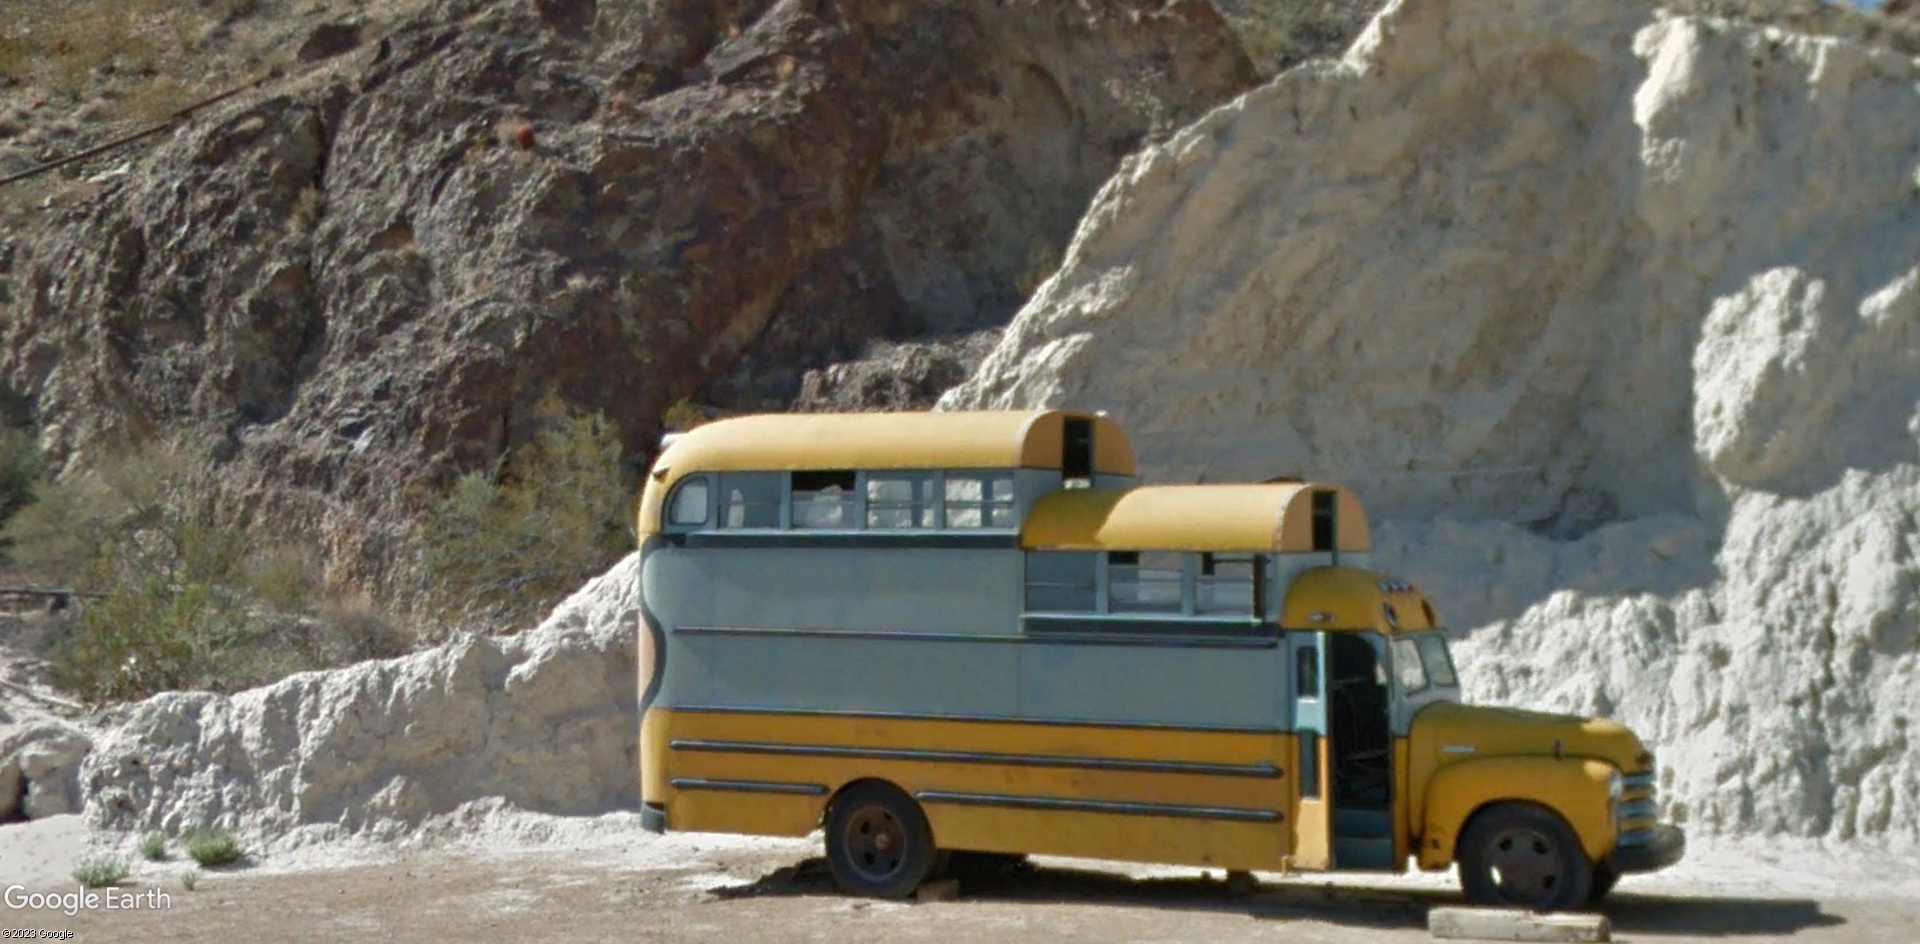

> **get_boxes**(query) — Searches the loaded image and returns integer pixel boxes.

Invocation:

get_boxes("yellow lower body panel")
[643,707,1296,871]
[926,804,1286,872]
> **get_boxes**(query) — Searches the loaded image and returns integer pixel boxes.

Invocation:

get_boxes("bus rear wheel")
[1457,803,1593,911]
[824,782,936,899]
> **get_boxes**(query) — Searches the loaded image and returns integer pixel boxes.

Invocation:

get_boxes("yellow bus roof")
[638,410,1135,532]
[650,410,1134,476]
[1019,483,1370,554]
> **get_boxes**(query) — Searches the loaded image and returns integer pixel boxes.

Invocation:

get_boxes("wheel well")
[1453,799,1576,864]
[821,778,912,826]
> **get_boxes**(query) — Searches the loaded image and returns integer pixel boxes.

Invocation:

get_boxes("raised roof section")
[651,410,1132,476]
[639,410,1135,533]
[1020,483,1369,553]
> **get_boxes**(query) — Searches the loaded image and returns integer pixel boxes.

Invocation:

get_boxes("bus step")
[1333,808,1392,840]
[1334,837,1396,870]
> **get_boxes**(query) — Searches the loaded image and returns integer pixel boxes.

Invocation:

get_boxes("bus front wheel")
[1457,803,1594,911]
[824,782,937,899]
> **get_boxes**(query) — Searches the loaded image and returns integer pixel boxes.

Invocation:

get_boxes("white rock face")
[945,0,1920,843]
[79,555,643,845]
[0,724,91,820]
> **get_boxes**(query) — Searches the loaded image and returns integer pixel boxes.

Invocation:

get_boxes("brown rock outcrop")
[0,0,1254,582]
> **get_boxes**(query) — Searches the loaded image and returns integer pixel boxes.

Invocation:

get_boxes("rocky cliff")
[82,554,641,841]
[0,0,1254,582]
[945,0,1920,843]
[37,0,1920,853]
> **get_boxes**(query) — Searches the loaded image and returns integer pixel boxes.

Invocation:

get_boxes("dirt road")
[5,827,1915,944]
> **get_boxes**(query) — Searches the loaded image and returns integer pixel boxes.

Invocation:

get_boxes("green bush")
[71,856,129,888]
[138,832,167,862]
[184,831,243,869]
[5,439,407,705]
[1211,0,1376,76]
[0,425,42,532]
[418,409,633,631]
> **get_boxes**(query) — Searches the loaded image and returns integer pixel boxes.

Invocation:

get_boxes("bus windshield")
[1390,632,1459,697]
[1416,633,1458,688]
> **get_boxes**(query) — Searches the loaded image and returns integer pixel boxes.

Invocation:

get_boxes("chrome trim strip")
[916,789,1283,824]
[673,625,1275,650]
[1623,771,1656,791]
[1021,614,1276,640]
[675,625,1019,643]
[674,532,1022,551]
[669,777,828,797]
[669,704,1288,735]
[1617,798,1657,820]
[670,739,1281,779]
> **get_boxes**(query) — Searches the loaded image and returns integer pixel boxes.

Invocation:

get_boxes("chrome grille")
[1616,764,1659,848]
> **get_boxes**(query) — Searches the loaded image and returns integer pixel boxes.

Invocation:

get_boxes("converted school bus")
[633,410,1683,911]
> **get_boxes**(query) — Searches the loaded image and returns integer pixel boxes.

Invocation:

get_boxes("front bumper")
[1612,823,1684,874]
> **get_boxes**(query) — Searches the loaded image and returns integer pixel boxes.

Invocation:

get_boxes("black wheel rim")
[844,807,909,882]
[1486,826,1565,906]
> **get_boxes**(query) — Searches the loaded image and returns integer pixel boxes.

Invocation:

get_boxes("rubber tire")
[1457,803,1594,911]
[824,782,937,899]
[1587,863,1620,904]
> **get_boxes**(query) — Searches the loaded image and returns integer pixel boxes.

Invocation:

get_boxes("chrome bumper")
[1613,822,1685,874]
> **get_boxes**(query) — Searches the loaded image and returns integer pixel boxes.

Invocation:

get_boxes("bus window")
[718,473,781,528]
[666,476,710,527]
[1296,645,1320,698]
[1108,551,1182,613]
[1390,636,1429,694]
[792,470,857,529]
[1416,633,1458,687]
[1024,552,1098,612]
[1195,553,1256,615]
[944,472,1015,528]
[1063,417,1093,487]
[865,472,937,529]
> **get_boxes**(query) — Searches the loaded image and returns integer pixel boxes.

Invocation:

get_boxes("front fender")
[1417,756,1616,870]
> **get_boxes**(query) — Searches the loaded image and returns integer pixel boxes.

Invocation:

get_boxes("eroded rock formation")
[944,0,1920,842]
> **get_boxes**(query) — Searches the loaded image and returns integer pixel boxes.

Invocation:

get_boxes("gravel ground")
[3,815,1916,943]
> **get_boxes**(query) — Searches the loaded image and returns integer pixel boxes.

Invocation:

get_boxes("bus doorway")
[1327,633,1393,869]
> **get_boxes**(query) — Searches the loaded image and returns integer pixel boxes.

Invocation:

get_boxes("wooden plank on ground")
[1428,906,1611,942]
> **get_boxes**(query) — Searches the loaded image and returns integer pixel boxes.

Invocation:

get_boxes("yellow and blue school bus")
[634,410,1682,909]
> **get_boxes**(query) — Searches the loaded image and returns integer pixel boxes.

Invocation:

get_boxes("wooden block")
[1223,870,1259,896]
[1428,907,1611,942]
[914,878,960,903]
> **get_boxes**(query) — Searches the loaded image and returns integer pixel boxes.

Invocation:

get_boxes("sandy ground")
[1,812,1916,944]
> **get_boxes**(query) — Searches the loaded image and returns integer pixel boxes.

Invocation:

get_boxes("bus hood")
[1410,700,1651,773]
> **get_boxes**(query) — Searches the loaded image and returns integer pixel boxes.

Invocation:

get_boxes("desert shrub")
[418,409,633,632]
[184,831,243,868]
[659,398,712,432]
[1212,0,1377,75]
[0,425,43,540]
[71,856,129,888]
[138,832,167,862]
[5,439,406,704]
